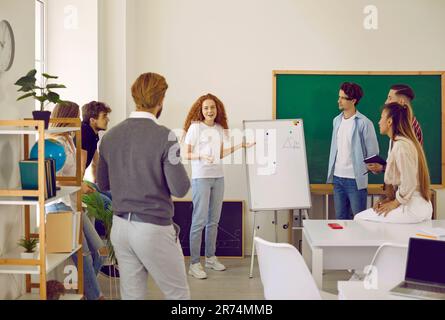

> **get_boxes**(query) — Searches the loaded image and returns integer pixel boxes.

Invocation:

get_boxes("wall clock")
[0,20,15,72]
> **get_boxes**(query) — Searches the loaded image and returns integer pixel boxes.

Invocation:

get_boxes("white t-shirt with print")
[334,114,356,179]
[184,122,227,179]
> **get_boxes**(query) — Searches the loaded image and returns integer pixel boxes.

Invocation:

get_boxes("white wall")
[98,0,445,253]
[0,0,36,299]
[98,0,127,127]
[46,0,98,108]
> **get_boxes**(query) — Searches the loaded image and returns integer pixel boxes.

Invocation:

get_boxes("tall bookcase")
[0,119,84,300]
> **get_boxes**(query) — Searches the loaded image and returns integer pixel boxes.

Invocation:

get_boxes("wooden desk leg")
[312,247,324,289]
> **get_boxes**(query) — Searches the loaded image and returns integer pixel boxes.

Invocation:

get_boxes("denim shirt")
[326,111,379,190]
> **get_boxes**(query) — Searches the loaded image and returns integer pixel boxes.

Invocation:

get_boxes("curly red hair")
[183,94,229,134]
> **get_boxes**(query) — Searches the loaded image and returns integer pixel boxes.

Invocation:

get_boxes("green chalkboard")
[274,72,444,186]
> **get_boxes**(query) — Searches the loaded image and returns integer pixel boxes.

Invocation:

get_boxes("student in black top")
[81,101,112,183]
[81,101,113,256]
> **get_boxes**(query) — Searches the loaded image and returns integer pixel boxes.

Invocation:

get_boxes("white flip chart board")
[243,119,311,211]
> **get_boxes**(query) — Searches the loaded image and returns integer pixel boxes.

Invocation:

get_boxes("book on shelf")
[46,159,56,198]
[46,211,81,253]
[19,159,56,200]
[73,211,81,250]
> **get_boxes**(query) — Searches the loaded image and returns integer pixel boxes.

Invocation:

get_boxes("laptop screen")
[405,238,445,285]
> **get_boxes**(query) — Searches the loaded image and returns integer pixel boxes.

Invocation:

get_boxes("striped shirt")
[412,117,423,145]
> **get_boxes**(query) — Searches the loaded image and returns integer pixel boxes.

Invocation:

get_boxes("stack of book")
[19,159,56,200]
[416,227,445,240]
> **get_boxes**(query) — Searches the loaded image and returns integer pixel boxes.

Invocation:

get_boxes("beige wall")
[0,0,35,299]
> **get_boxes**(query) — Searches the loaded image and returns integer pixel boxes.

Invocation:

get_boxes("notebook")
[417,227,445,239]
[363,154,387,165]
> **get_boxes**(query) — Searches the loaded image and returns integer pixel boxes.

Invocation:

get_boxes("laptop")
[390,237,445,300]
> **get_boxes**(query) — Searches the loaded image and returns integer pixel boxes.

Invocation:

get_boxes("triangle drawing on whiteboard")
[283,136,300,149]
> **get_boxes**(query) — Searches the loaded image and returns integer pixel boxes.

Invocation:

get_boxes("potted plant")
[82,186,116,264]
[14,69,66,129]
[17,237,39,259]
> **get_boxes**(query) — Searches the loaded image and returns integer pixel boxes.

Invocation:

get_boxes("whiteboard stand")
[248,209,280,278]
[248,207,310,278]
[249,211,259,278]
[243,119,312,278]
[292,208,309,230]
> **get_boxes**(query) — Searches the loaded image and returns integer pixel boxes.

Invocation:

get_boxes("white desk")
[337,281,415,300]
[302,219,445,288]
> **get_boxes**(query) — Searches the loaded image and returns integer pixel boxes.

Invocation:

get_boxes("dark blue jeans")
[333,176,368,220]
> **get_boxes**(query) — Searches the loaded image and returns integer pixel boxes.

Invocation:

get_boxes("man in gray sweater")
[97,73,191,300]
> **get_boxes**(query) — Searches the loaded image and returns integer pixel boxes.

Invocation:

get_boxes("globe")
[30,139,67,172]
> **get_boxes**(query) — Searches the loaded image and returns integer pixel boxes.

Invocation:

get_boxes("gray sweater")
[97,118,190,226]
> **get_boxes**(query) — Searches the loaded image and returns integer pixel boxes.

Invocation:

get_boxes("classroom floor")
[98,257,350,300]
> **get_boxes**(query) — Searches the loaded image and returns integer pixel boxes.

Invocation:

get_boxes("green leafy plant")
[81,186,116,264]
[17,237,39,253]
[14,69,66,111]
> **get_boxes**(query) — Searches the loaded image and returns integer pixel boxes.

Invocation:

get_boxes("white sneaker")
[205,256,226,271]
[188,263,207,279]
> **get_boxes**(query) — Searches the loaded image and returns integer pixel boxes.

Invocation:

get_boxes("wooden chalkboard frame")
[273,70,445,191]
[172,199,245,258]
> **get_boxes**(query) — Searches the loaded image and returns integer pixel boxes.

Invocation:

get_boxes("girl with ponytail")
[355,102,432,223]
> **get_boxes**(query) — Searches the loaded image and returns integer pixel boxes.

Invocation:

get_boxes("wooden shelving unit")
[0,119,84,300]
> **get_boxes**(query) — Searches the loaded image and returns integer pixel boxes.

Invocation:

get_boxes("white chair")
[364,242,408,291]
[254,236,335,300]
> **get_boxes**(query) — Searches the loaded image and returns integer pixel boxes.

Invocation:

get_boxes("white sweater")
[384,136,422,205]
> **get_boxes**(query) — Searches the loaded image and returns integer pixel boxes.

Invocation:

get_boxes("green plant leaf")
[35,95,48,103]
[46,84,66,89]
[17,237,39,252]
[14,76,36,87]
[26,69,37,77]
[17,92,37,101]
[17,85,35,93]
[15,70,67,107]
[81,190,116,263]
[42,73,58,79]
[47,92,60,104]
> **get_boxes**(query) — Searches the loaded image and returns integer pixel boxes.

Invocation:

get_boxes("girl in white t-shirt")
[183,94,254,279]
